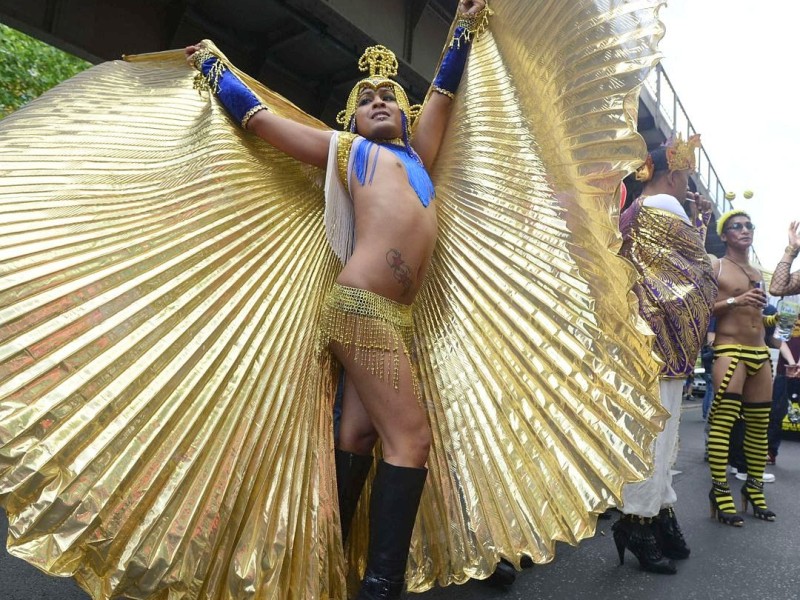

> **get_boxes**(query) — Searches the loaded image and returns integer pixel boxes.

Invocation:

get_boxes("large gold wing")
[397,1,669,589]
[0,50,348,599]
[0,1,667,598]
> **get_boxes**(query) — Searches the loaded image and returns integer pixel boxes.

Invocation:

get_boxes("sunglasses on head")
[724,222,755,232]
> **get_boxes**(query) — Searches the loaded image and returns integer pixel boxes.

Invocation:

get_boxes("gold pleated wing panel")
[0,1,669,599]
[0,55,347,599]
[398,0,669,589]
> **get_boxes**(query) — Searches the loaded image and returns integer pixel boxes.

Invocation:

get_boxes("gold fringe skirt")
[319,284,418,396]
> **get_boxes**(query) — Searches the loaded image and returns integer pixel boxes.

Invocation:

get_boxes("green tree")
[0,23,90,118]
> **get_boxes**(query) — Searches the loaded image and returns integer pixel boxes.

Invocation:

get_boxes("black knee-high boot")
[356,460,427,600]
[335,449,373,544]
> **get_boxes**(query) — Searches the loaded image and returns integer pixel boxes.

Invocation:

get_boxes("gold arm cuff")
[431,85,456,99]
[784,245,800,258]
[452,2,492,48]
[192,50,226,95]
[241,104,269,128]
[190,47,216,72]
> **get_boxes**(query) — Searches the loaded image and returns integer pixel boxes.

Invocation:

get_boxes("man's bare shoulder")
[710,255,721,277]
[714,257,742,297]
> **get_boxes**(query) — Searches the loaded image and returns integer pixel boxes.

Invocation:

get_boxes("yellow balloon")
[743,190,753,199]
[725,191,736,200]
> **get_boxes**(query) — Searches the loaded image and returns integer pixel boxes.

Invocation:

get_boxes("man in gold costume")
[187,3,490,596]
[614,136,717,574]
[0,2,673,598]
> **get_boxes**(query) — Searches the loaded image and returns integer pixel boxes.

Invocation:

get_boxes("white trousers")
[619,378,684,517]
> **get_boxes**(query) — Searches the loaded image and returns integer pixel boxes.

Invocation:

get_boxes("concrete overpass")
[0,0,460,127]
[1,0,740,258]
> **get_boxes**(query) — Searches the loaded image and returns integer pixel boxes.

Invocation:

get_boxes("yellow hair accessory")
[716,209,750,237]
[336,45,421,138]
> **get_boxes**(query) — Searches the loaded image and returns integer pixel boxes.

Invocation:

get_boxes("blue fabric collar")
[351,138,435,207]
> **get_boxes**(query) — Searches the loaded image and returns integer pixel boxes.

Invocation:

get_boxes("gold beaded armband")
[189,44,270,128]
[451,2,492,48]
[191,48,225,94]
[431,85,455,99]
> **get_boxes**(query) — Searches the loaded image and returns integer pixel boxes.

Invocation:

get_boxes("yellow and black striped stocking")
[707,392,741,512]
[742,402,771,508]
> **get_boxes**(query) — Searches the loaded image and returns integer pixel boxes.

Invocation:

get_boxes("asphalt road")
[3,398,800,600]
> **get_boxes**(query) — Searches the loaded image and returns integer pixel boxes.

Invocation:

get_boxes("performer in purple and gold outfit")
[613,135,718,574]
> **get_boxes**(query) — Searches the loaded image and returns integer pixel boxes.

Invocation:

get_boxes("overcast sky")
[657,0,797,272]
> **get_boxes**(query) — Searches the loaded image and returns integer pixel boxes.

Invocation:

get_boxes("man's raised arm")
[186,42,332,169]
[412,0,489,169]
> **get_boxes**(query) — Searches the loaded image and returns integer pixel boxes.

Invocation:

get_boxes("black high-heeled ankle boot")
[356,460,427,600]
[740,477,776,522]
[709,480,744,527]
[654,506,690,560]
[612,514,677,575]
[335,449,373,544]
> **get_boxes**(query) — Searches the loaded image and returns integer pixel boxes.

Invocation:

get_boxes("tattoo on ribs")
[386,249,414,296]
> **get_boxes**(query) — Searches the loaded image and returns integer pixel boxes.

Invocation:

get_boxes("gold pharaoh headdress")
[635,133,701,182]
[336,45,420,138]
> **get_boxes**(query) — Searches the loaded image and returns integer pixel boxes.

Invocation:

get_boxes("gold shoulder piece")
[337,133,357,194]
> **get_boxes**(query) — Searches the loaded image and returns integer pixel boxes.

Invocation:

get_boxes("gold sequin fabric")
[318,284,417,395]
[1,2,668,598]
[336,132,356,193]
[620,200,717,377]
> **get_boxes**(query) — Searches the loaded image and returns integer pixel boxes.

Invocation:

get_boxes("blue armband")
[192,49,268,128]
[431,4,491,98]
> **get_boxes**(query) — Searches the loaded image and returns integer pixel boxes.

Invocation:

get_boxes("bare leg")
[330,342,430,468]
[742,362,773,404]
[338,373,379,456]
[329,341,430,597]
[711,354,747,397]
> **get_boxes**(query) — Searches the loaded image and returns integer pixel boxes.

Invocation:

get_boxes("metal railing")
[642,64,732,215]
[641,64,765,266]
